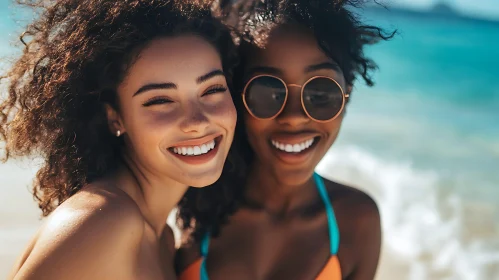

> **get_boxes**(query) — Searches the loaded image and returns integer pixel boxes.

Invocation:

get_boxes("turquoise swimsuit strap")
[313,172,340,255]
[200,232,210,280]
[199,173,340,280]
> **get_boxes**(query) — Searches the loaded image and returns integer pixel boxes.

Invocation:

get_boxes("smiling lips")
[172,140,216,156]
[268,133,319,164]
[168,134,222,165]
[271,138,315,153]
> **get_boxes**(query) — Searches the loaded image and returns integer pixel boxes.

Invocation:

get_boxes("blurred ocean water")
[317,7,499,279]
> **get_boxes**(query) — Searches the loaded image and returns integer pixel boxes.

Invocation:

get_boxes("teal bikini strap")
[199,174,338,280]
[200,232,210,280]
[313,172,340,255]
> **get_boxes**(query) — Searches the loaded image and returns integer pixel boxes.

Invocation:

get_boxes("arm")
[346,195,382,280]
[12,195,143,280]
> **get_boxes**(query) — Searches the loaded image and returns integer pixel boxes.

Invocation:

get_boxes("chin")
[273,167,315,186]
[182,167,224,188]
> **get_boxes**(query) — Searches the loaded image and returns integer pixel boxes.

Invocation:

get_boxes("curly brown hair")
[0,0,239,217]
[176,0,396,242]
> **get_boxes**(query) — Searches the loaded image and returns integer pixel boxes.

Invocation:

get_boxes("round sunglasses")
[242,75,349,122]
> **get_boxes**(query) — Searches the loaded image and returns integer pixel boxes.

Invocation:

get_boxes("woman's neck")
[115,154,188,237]
[244,161,318,217]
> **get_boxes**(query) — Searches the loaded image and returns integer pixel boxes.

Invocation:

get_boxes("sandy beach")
[0,160,41,278]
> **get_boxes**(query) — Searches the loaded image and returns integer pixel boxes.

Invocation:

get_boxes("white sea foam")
[316,145,499,280]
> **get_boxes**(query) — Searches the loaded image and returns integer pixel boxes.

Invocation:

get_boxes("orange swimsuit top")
[179,173,341,280]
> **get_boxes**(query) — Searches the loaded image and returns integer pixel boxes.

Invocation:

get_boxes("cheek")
[322,116,344,145]
[205,95,237,131]
[244,113,270,147]
[123,106,179,149]
[244,116,260,136]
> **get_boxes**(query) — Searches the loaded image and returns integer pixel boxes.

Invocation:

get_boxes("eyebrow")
[133,83,177,96]
[133,69,225,97]
[305,62,342,73]
[245,66,284,78]
[245,62,342,80]
[196,69,225,84]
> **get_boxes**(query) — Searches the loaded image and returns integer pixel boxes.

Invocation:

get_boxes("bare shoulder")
[323,177,380,232]
[12,183,145,280]
[322,177,382,276]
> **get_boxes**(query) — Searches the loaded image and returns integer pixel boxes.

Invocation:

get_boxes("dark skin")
[177,25,381,280]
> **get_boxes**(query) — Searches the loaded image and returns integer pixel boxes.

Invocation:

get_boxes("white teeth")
[292,144,301,152]
[201,144,208,154]
[271,138,315,153]
[172,140,216,156]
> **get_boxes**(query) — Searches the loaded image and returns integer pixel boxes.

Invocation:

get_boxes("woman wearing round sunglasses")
[177,1,394,279]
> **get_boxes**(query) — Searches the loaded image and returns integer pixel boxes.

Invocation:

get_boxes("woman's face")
[242,25,348,186]
[110,35,236,187]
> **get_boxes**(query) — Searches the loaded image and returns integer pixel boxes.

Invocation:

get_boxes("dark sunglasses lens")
[244,76,286,119]
[303,78,344,121]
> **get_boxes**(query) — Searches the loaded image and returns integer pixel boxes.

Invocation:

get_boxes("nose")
[179,103,210,134]
[276,86,310,126]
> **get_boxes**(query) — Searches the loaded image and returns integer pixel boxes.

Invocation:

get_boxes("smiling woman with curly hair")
[1,0,239,279]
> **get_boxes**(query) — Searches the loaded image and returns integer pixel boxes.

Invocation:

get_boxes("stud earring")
[116,130,121,137]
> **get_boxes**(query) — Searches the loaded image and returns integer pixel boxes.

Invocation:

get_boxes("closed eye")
[203,85,228,96]
[142,97,173,107]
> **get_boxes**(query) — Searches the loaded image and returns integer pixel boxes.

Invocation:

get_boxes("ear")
[345,84,353,103]
[346,84,353,95]
[105,104,126,137]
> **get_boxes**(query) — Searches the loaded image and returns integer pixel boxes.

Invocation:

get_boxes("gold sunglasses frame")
[242,75,349,123]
